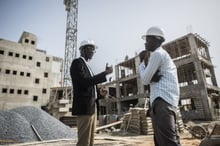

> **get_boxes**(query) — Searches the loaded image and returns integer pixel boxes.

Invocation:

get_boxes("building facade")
[0,32,62,110]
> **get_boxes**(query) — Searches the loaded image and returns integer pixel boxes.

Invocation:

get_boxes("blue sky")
[1,0,220,84]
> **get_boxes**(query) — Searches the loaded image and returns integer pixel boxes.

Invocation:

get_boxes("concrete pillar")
[188,34,212,120]
[115,65,121,114]
[135,56,145,94]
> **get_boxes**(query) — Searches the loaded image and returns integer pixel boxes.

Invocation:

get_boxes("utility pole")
[63,0,78,98]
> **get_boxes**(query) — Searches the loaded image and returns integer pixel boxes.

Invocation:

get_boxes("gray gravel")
[0,106,77,144]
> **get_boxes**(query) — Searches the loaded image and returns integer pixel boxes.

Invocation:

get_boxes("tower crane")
[43,0,78,125]
[63,0,78,99]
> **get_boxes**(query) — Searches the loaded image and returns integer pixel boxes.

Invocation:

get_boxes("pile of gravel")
[0,106,77,144]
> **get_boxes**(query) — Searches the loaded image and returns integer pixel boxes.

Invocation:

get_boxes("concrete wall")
[0,32,62,110]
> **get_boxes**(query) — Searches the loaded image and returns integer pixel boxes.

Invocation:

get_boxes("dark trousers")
[151,97,181,146]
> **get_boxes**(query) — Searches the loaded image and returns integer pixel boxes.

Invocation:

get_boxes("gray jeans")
[151,97,181,146]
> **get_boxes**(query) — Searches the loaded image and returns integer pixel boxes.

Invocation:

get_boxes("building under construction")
[99,33,220,121]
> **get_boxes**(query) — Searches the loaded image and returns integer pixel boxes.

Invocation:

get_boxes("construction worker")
[139,26,181,146]
[70,39,113,146]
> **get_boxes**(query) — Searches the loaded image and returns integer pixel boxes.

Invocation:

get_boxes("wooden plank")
[96,121,122,131]
[0,139,20,144]
[31,125,43,141]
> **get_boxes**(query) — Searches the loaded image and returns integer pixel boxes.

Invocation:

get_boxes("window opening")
[8,52,13,56]
[35,78,40,84]
[5,69,10,74]
[26,72,31,77]
[31,40,35,45]
[20,72,24,76]
[46,57,50,62]
[2,88,7,93]
[24,90,29,95]
[15,53,20,58]
[25,39,29,43]
[44,72,48,78]
[36,62,41,67]
[23,55,27,59]
[0,50,4,55]
[17,90,22,94]
[13,70,17,75]
[180,98,196,111]
[33,96,38,101]
[42,88,47,94]
[10,89,14,94]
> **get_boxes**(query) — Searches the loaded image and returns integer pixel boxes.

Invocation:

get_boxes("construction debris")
[120,107,185,135]
[0,106,77,145]
[120,108,153,135]
[199,123,220,146]
[96,121,122,133]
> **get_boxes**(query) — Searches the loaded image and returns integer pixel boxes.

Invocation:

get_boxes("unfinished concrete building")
[99,33,220,121]
[0,32,63,110]
[164,33,220,121]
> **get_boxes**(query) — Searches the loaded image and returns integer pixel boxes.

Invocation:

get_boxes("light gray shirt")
[139,47,180,107]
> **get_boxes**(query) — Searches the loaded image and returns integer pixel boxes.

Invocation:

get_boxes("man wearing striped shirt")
[139,26,181,146]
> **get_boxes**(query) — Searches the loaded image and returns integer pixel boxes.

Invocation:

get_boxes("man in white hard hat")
[70,39,113,146]
[139,26,181,146]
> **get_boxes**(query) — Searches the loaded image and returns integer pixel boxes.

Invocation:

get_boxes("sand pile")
[0,106,77,144]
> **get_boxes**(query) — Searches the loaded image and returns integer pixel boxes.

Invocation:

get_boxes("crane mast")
[63,0,78,98]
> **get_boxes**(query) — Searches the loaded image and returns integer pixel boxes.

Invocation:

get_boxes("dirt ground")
[6,132,201,146]
[95,132,201,146]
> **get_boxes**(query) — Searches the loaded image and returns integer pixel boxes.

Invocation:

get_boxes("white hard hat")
[79,39,97,50]
[142,26,165,41]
